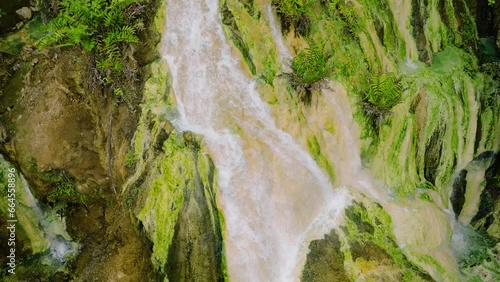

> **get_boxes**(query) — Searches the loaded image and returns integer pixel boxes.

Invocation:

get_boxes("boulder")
[15,7,32,21]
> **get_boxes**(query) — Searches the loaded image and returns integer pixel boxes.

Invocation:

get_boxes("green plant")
[272,0,314,35]
[45,170,79,203]
[283,43,329,103]
[125,149,137,169]
[365,73,402,111]
[291,44,328,85]
[333,0,361,33]
[38,0,144,76]
[273,0,312,21]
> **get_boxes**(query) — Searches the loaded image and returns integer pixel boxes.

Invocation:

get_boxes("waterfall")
[263,4,463,281]
[20,175,78,263]
[0,155,78,264]
[162,0,348,281]
[161,0,467,280]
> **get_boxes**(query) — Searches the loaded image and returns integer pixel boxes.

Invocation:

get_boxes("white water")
[163,0,348,281]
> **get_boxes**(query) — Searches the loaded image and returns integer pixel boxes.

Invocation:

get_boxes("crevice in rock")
[451,169,468,218]
[424,129,443,185]
[166,154,224,282]
[471,153,500,232]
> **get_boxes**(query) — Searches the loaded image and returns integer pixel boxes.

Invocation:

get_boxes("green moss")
[217,200,230,281]
[138,132,190,269]
[306,135,335,180]
[341,200,434,281]
[221,1,256,75]
[356,0,406,59]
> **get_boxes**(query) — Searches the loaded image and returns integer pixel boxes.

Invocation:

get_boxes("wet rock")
[471,153,500,238]
[451,170,468,218]
[345,204,374,235]
[301,230,350,282]
[166,152,224,282]
[220,0,257,74]
[350,241,392,263]
[0,0,30,34]
[465,0,498,38]
[424,129,444,185]
[411,0,431,63]
[134,127,225,280]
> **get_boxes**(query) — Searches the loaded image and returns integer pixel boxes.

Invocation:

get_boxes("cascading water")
[258,3,463,281]
[163,0,348,281]
[260,4,460,279]
[20,175,78,263]
[0,155,77,264]
[160,0,472,280]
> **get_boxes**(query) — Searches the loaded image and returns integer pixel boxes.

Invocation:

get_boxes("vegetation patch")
[272,0,314,36]
[341,201,434,281]
[283,43,328,104]
[37,0,146,98]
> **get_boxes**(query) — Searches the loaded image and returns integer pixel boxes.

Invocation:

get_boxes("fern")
[273,0,312,21]
[272,0,314,35]
[366,73,402,111]
[281,43,330,104]
[291,43,328,85]
[38,0,143,75]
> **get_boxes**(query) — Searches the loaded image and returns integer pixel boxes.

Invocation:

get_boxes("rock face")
[465,0,500,47]
[164,141,225,282]
[451,170,468,218]
[0,45,135,197]
[0,4,158,281]
[1,0,499,281]
[123,58,226,281]
[302,230,349,282]
[471,153,500,238]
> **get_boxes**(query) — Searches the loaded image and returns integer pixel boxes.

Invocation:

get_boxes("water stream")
[163,0,348,281]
